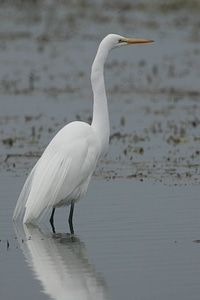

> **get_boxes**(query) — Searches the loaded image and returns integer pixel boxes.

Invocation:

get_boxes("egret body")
[13,34,153,233]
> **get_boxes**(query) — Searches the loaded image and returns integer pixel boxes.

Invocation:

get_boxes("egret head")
[102,34,154,51]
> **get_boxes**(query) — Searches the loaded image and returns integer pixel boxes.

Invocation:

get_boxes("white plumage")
[13,34,153,232]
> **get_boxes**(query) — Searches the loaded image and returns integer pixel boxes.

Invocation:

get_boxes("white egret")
[13,34,153,233]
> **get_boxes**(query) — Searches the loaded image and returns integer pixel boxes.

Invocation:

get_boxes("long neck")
[91,43,110,157]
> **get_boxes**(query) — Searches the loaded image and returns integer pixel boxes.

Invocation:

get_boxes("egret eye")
[118,39,123,43]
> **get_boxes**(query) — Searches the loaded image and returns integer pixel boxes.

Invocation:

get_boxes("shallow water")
[1,1,200,299]
[1,176,200,299]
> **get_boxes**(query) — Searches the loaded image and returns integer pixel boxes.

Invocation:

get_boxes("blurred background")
[0,0,200,183]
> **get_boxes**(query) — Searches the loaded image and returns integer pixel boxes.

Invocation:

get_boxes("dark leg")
[50,208,56,233]
[68,202,74,234]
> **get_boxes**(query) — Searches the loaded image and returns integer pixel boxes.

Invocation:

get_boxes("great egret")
[13,34,153,233]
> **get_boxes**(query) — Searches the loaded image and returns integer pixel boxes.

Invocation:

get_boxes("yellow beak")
[122,38,154,44]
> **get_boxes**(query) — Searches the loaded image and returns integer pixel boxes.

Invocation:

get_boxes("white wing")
[13,121,100,223]
[13,162,38,221]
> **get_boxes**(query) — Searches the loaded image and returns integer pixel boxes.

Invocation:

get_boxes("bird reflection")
[13,223,110,300]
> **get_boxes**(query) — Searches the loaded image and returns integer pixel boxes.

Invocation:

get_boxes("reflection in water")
[13,223,110,300]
